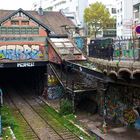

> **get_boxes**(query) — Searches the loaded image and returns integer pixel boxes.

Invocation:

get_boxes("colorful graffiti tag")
[0,45,45,60]
[105,86,140,125]
[74,37,84,50]
[48,85,63,100]
[123,108,136,124]
[47,74,63,100]
[94,84,140,126]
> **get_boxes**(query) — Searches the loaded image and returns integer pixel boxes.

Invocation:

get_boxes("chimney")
[38,7,43,16]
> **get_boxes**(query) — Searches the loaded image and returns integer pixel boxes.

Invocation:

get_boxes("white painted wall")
[116,0,133,38]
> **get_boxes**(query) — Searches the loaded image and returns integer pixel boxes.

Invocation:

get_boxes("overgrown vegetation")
[2,127,13,140]
[43,100,96,140]
[59,99,73,115]
[1,105,25,140]
[84,2,115,38]
[1,102,95,140]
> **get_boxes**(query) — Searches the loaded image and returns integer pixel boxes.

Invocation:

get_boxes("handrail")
[49,63,65,88]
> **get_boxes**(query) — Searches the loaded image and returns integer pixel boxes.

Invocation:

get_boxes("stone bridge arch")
[108,70,118,80]
[118,68,132,80]
[133,70,140,80]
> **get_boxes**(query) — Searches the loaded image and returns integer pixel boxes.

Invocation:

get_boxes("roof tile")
[0,9,75,35]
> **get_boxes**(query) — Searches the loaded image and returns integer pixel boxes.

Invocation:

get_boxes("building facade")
[41,0,88,27]
[133,0,140,37]
[0,9,48,63]
[103,4,117,38]
[116,0,133,38]
[0,8,75,65]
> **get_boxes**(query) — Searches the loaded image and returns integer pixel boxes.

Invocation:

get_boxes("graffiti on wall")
[94,84,140,126]
[74,37,84,50]
[0,45,45,60]
[47,74,63,100]
[48,85,63,100]
[105,86,140,125]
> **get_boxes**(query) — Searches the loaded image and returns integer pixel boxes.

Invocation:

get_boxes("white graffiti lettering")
[17,62,35,67]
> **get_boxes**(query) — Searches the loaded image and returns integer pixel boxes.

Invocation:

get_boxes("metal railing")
[88,38,140,61]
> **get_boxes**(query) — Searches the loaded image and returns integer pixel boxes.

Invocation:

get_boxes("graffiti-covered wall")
[0,45,46,61]
[96,84,140,126]
[74,36,87,54]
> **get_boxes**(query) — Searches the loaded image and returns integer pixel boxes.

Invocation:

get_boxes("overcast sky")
[0,0,115,10]
[0,0,36,10]
[88,0,116,5]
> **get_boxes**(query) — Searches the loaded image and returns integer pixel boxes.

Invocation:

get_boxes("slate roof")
[0,8,75,35]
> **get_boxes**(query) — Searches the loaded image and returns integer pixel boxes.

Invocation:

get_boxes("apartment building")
[32,0,117,37]
[42,0,88,27]
[133,0,140,35]
[116,0,133,38]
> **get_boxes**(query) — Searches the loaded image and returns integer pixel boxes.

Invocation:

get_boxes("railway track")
[7,87,82,140]
[5,95,40,140]
[22,94,81,140]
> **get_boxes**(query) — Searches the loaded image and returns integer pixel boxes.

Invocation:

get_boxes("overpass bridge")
[89,57,140,81]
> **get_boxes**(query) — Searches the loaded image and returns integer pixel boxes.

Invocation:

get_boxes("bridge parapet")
[89,57,140,80]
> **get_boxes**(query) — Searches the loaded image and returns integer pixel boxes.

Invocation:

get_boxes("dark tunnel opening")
[76,93,98,115]
[0,66,47,97]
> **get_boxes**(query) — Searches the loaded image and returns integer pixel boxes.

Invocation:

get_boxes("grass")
[1,105,25,140]
[2,127,13,140]
[1,102,96,140]
[43,103,96,140]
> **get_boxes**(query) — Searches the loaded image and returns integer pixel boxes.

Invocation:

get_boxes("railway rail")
[6,87,82,140]
[5,94,40,140]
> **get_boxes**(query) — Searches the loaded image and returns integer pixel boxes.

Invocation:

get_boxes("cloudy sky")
[0,0,116,10]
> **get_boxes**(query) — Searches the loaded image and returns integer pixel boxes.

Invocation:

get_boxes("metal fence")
[88,38,140,61]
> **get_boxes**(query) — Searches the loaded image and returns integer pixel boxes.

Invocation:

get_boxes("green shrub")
[59,99,73,115]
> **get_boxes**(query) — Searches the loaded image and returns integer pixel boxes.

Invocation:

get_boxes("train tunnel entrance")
[0,66,47,96]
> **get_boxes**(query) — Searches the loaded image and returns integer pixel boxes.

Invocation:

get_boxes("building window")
[112,8,116,14]
[32,27,39,34]
[0,27,7,34]
[7,27,13,34]
[0,26,39,35]
[20,27,26,34]
[14,27,20,34]
[26,27,32,34]
[11,20,19,25]
[21,20,29,25]
[76,6,78,11]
